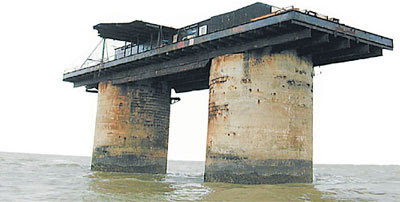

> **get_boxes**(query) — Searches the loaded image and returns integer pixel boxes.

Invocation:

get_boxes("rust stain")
[211,56,222,70]
[227,85,236,90]
[210,76,229,86]
[336,26,356,34]
[208,102,229,121]
[286,80,311,88]
[92,80,171,170]
[207,50,312,162]
[295,68,307,75]
[241,78,251,84]
[274,75,287,79]
[250,12,277,22]
[177,41,184,48]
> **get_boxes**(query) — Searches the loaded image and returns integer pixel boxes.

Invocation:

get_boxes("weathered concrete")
[91,80,171,173]
[205,48,313,184]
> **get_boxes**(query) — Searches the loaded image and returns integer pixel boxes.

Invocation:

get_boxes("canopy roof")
[93,20,177,42]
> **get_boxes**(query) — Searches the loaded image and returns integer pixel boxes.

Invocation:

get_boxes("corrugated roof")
[93,20,177,42]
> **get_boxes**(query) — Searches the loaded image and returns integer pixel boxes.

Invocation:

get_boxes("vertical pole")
[150,34,153,50]
[160,26,163,44]
[98,38,106,77]
[157,26,161,47]
[137,36,139,54]
[130,41,133,56]
[105,41,109,60]
[101,38,106,65]
[124,41,127,57]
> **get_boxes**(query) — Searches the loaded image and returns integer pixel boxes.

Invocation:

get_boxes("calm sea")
[0,152,399,202]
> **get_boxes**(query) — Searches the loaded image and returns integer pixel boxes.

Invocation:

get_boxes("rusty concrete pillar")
[91,79,171,173]
[205,49,313,184]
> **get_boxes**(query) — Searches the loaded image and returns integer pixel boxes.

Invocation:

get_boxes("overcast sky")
[0,0,398,164]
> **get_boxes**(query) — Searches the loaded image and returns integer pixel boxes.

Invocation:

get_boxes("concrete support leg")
[91,79,171,173]
[205,49,313,184]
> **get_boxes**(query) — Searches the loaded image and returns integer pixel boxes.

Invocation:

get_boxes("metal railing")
[64,39,118,74]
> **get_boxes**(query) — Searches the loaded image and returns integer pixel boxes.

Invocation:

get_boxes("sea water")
[0,152,399,201]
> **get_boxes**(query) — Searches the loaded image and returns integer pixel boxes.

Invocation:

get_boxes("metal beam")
[314,44,377,66]
[169,73,209,88]
[291,13,393,50]
[174,80,209,93]
[294,33,330,55]
[111,59,209,85]
[272,32,329,53]
[171,76,209,88]
[305,38,350,58]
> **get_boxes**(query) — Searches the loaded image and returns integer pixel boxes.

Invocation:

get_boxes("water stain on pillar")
[205,48,313,184]
[91,79,171,173]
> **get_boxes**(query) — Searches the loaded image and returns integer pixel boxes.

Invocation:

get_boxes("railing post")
[101,38,106,65]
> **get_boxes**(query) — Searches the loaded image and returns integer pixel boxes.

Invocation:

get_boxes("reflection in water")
[85,161,211,201]
[0,152,399,202]
[164,161,211,201]
[85,169,333,202]
[163,173,212,201]
[85,161,333,202]
[204,183,335,202]
[85,172,172,201]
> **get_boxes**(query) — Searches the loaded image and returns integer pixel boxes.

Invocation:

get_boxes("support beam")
[112,59,210,85]
[272,32,329,53]
[304,38,350,57]
[173,80,209,93]
[314,44,380,66]
[205,48,313,184]
[294,34,331,55]
[91,80,171,173]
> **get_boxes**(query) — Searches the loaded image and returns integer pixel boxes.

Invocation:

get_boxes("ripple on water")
[165,181,212,201]
[1,153,400,202]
